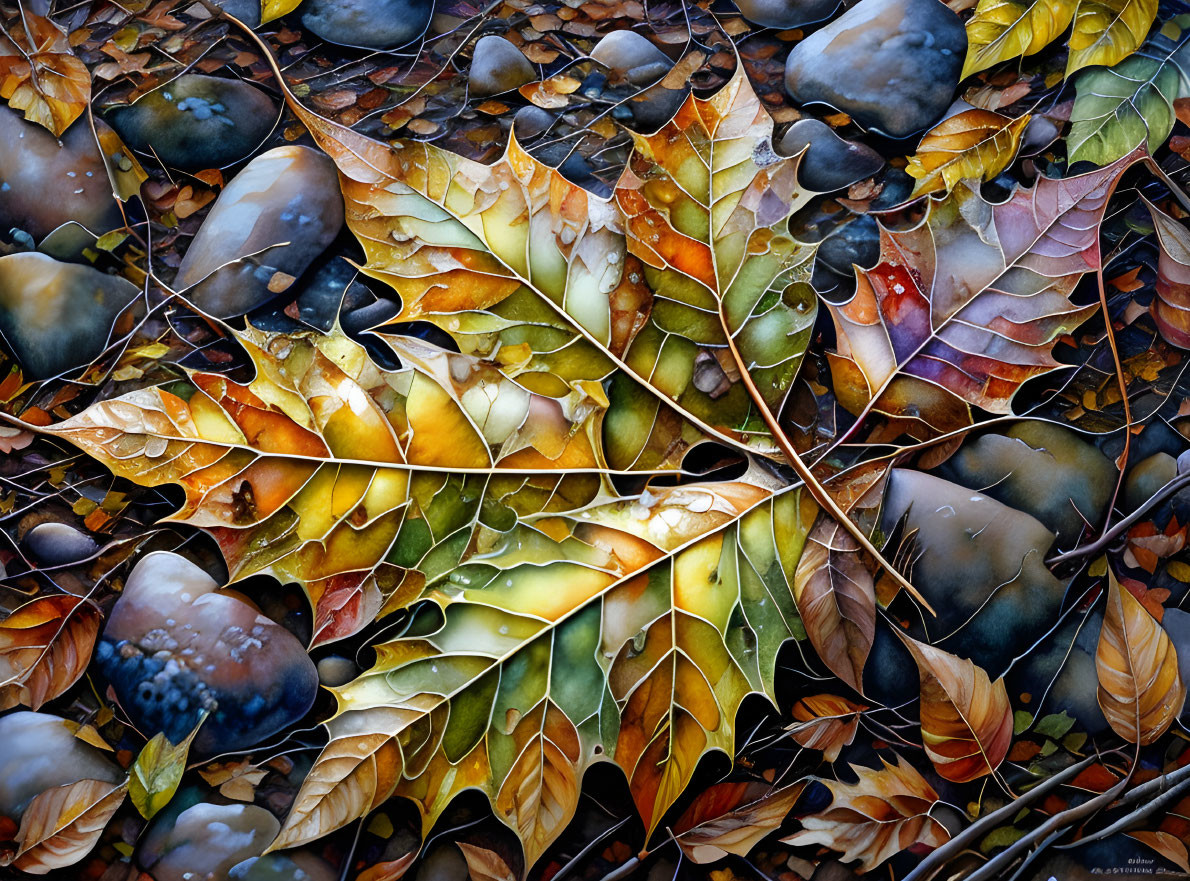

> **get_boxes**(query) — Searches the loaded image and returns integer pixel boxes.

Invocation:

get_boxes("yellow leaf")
[1067,0,1158,76]
[1096,569,1186,744]
[261,0,304,24]
[906,109,1031,197]
[129,722,202,820]
[963,0,1078,79]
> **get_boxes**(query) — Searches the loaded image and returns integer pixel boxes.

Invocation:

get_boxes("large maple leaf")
[827,150,1141,433]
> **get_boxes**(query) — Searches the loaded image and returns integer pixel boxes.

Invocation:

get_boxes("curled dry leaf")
[788,694,866,762]
[827,150,1139,434]
[897,632,1013,783]
[1129,831,1190,873]
[782,756,949,873]
[672,781,803,864]
[792,518,875,693]
[0,594,101,711]
[906,109,1030,198]
[1145,197,1190,348]
[457,843,516,881]
[9,778,127,874]
[1096,569,1186,744]
[356,851,418,881]
[0,10,91,136]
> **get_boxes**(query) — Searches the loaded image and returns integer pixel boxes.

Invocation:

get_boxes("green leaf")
[980,825,1029,853]
[1013,710,1035,734]
[1069,15,1190,165]
[128,720,202,820]
[1033,710,1077,739]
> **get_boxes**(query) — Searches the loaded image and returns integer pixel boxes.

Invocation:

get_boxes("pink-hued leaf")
[1146,197,1190,348]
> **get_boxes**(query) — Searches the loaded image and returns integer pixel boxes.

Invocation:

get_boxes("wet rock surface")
[779,119,884,192]
[784,0,965,138]
[0,711,124,820]
[880,469,1067,674]
[105,74,277,171]
[173,145,344,317]
[95,552,318,755]
[0,106,122,242]
[316,654,358,687]
[21,522,100,566]
[734,0,841,29]
[936,421,1117,547]
[209,0,262,25]
[230,851,338,881]
[470,36,536,96]
[138,801,280,881]
[590,30,670,78]
[0,252,139,380]
[299,0,434,50]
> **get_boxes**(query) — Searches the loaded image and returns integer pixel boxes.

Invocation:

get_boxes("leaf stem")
[714,308,937,615]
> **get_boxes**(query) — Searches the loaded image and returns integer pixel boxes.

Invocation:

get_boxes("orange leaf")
[1096,569,1186,744]
[0,11,90,135]
[897,632,1013,782]
[788,694,866,762]
[0,595,101,711]
[672,782,802,864]
[10,779,127,874]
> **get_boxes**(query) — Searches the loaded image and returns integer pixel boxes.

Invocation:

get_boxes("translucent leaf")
[0,595,100,711]
[9,779,127,874]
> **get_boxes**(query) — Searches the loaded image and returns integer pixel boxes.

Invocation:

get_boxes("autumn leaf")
[672,782,803,864]
[457,843,516,881]
[788,694,866,762]
[1096,569,1186,744]
[0,594,101,711]
[962,0,1156,79]
[897,632,1013,783]
[0,10,91,136]
[1130,831,1190,873]
[792,518,875,693]
[260,0,304,23]
[782,756,949,873]
[906,109,1030,198]
[6,779,127,874]
[129,721,202,820]
[826,151,1139,432]
[1144,197,1190,348]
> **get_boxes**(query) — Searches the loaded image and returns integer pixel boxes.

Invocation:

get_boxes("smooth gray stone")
[230,852,337,881]
[626,82,688,133]
[299,0,434,50]
[779,118,884,191]
[734,0,840,28]
[22,523,99,566]
[1124,451,1177,512]
[470,36,535,97]
[936,422,1117,548]
[817,214,879,274]
[106,74,276,171]
[0,105,122,242]
[174,145,344,317]
[316,655,358,687]
[590,30,670,74]
[513,105,554,139]
[0,712,123,821]
[139,802,280,881]
[880,469,1066,675]
[784,0,965,138]
[0,253,139,379]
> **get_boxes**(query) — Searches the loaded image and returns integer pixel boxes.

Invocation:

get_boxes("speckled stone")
[105,74,277,171]
[95,552,318,755]
[0,253,139,380]
[138,801,280,881]
[784,0,965,138]
[173,145,344,317]
[0,105,122,242]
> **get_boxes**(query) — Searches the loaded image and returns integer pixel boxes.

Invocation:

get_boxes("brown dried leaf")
[457,843,516,881]
[793,518,875,693]
[0,11,90,136]
[1145,198,1190,348]
[782,756,949,873]
[672,782,802,864]
[0,595,101,711]
[10,779,127,874]
[788,694,866,762]
[1130,831,1190,873]
[1096,569,1186,744]
[897,632,1013,782]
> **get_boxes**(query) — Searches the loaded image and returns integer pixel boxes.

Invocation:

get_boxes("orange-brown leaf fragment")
[673,781,802,864]
[0,595,100,711]
[897,633,1013,782]
[0,12,90,135]
[782,756,949,873]
[788,694,866,761]
[906,109,1030,197]
[10,779,126,874]
[1146,198,1190,349]
[1096,569,1186,744]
